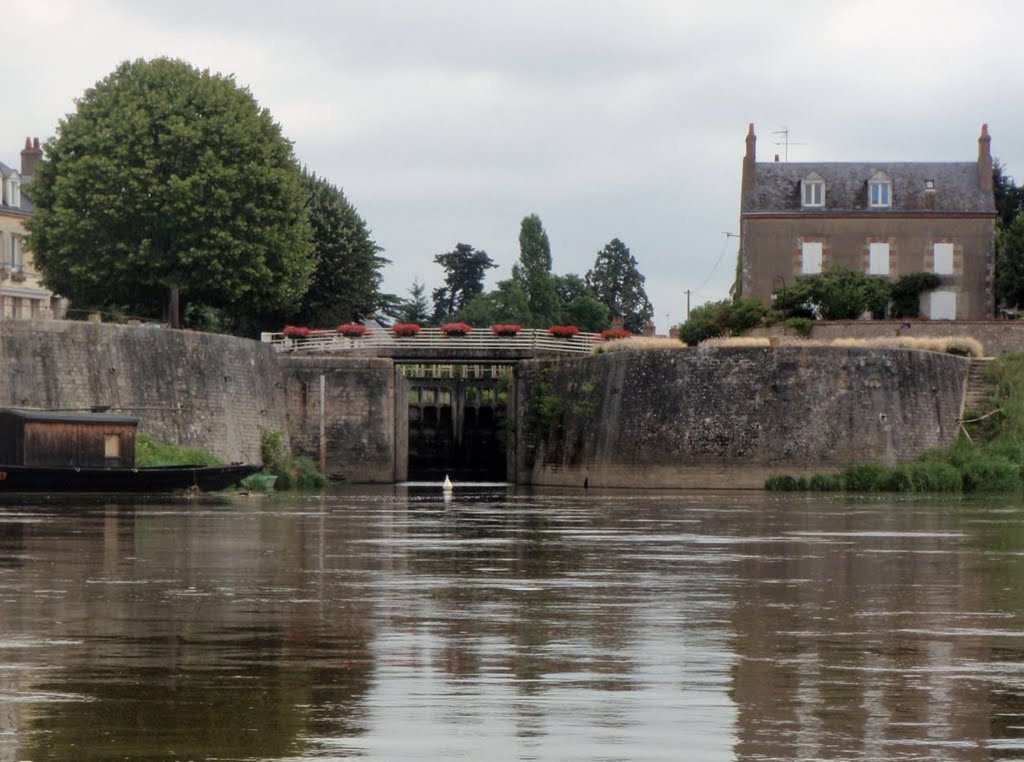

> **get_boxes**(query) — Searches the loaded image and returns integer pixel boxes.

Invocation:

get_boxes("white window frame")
[10,235,21,272]
[868,242,890,275]
[801,241,823,275]
[933,243,954,275]
[869,181,891,207]
[802,180,824,208]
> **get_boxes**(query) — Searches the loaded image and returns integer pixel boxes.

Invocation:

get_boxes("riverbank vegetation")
[766,353,1024,493]
[259,429,327,490]
[135,433,222,468]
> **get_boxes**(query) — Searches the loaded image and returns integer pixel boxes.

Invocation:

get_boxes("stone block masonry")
[515,346,968,489]
[0,321,289,463]
[278,356,395,483]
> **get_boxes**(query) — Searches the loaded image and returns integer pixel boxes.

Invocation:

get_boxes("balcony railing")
[260,327,600,354]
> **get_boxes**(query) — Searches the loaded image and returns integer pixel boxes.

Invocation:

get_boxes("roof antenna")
[771,126,807,163]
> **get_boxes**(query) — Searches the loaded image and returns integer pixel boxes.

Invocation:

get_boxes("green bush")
[880,467,915,492]
[765,474,807,491]
[841,463,892,492]
[808,473,843,491]
[679,297,770,345]
[905,462,962,492]
[784,317,813,338]
[258,428,327,490]
[960,457,1021,493]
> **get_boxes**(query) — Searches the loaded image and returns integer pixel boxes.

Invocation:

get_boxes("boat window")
[104,434,121,459]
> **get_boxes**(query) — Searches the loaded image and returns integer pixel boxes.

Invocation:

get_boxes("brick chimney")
[20,137,42,178]
[742,123,757,195]
[978,123,993,193]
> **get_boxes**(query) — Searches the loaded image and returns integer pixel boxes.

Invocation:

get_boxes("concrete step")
[964,357,998,413]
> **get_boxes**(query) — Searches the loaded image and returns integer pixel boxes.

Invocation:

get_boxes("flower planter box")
[391,323,421,338]
[336,323,371,338]
[440,322,473,337]
[548,325,580,339]
[601,329,632,341]
[491,324,522,337]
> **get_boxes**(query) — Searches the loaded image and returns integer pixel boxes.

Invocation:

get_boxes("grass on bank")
[766,352,1024,494]
[135,431,327,491]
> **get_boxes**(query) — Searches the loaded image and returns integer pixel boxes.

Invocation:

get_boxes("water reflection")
[0,490,1023,759]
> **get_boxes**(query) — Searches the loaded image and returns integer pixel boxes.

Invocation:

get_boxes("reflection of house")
[0,138,63,320]
[739,124,997,319]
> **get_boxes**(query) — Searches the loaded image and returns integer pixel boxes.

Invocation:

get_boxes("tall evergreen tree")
[397,279,433,324]
[585,238,653,333]
[512,214,560,327]
[994,160,1024,229]
[431,243,496,322]
[292,171,384,327]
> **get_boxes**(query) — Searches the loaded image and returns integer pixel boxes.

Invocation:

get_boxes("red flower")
[601,328,632,341]
[548,325,580,338]
[282,325,311,338]
[441,322,473,336]
[491,324,522,336]
[336,323,371,337]
[391,323,421,337]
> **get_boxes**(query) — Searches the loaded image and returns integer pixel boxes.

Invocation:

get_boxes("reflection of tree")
[4,504,374,760]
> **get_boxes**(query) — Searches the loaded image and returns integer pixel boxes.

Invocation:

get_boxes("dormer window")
[801,172,825,208]
[869,171,892,208]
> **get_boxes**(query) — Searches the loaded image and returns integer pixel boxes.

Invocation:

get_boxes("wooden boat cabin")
[0,409,139,468]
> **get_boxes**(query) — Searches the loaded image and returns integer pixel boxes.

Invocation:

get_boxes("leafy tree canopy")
[773,267,890,320]
[997,213,1024,310]
[456,280,531,326]
[431,243,496,322]
[27,57,315,329]
[562,294,610,332]
[585,238,653,333]
[290,170,384,328]
[512,214,560,327]
[679,297,770,345]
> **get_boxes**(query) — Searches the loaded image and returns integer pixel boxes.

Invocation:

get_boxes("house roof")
[742,161,995,215]
[0,409,139,426]
[0,160,31,215]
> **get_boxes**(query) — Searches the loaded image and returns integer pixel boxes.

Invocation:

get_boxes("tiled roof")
[742,162,994,214]
[0,160,31,214]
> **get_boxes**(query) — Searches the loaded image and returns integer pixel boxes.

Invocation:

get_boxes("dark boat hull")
[0,464,261,493]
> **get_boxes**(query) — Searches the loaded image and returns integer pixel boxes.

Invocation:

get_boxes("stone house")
[0,138,63,320]
[739,124,997,319]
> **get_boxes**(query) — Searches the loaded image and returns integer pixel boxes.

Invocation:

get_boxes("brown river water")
[2,486,1024,761]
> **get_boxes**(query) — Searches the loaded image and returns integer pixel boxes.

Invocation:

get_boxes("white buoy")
[443,474,453,492]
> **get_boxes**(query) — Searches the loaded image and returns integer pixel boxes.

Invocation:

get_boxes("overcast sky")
[4,0,1022,331]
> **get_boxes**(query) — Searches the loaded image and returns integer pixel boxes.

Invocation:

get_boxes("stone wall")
[0,320,287,463]
[749,320,1024,356]
[278,356,396,483]
[515,346,968,489]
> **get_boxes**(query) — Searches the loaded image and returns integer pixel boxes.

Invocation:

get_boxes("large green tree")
[292,171,384,327]
[512,214,561,327]
[431,243,496,322]
[27,57,314,329]
[995,160,1024,229]
[773,266,891,320]
[997,213,1024,310]
[396,278,433,324]
[585,238,653,333]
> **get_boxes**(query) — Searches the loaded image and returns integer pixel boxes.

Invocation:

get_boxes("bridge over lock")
[262,328,599,483]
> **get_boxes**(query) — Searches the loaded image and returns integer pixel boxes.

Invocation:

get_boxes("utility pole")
[685,290,691,320]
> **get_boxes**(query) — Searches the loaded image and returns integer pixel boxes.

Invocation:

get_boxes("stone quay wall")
[278,356,396,483]
[0,321,288,463]
[515,346,968,489]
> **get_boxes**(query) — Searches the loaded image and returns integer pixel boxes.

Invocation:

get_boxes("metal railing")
[260,327,600,354]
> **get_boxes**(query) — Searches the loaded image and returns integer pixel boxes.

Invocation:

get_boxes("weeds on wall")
[259,428,327,490]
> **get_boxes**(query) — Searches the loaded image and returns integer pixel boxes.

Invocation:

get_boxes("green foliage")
[994,159,1024,229]
[679,297,770,345]
[890,272,942,318]
[808,473,844,491]
[585,238,654,333]
[774,266,890,320]
[135,433,221,467]
[258,429,326,490]
[562,294,610,333]
[765,475,808,491]
[456,280,532,326]
[396,279,433,325]
[513,215,561,327]
[961,458,1021,493]
[27,57,315,330]
[996,211,1024,310]
[291,171,384,327]
[784,317,813,338]
[841,463,892,492]
[904,462,963,492]
[432,243,497,322]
